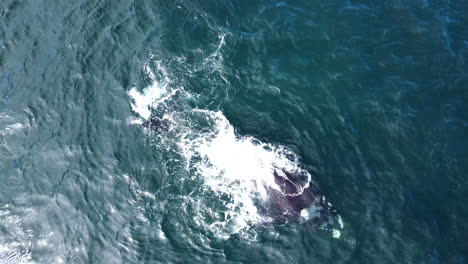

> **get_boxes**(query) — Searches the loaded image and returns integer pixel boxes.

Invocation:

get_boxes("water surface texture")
[1,0,467,263]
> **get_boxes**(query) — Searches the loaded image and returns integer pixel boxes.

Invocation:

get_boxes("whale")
[142,116,170,132]
[263,167,339,230]
[142,115,341,233]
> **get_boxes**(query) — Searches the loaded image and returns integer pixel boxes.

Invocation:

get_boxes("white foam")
[332,229,341,239]
[0,247,32,264]
[128,81,179,121]
[0,208,35,264]
[128,62,177,120]
[127,56,340,239]
[180,110,313,237]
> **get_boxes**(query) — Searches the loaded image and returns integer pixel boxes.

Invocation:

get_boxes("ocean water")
[1,0,467,263]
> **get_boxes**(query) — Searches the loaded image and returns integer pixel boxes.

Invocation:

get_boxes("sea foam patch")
[179,110,320,237]
[127,58,342,239]
[0,247,32,264]
[0,202,65,264]
[128,62,179,121]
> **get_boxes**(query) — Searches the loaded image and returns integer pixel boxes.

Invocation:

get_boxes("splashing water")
[127,58,342,239]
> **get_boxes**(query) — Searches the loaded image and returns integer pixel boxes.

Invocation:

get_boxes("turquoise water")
[1,0,467,263]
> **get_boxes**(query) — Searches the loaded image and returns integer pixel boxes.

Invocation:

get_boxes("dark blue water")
[1,0,467,263]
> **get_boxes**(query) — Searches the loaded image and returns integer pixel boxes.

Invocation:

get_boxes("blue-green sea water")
[1,0,467,263]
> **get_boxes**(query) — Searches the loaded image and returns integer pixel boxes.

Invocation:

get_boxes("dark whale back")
[266,168,338,227]
[142,117,170,132]
[140,114,338,229]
